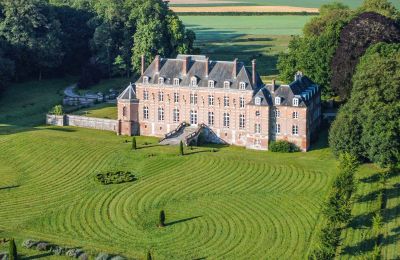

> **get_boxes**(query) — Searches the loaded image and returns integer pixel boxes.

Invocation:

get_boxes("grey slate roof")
[136,55,264,91]
[117,83,137,100]
[265,73,319,107]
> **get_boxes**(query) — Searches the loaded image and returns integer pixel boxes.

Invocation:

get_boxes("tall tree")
[359,0,400,20]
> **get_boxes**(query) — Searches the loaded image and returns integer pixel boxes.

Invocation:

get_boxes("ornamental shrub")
[159,210,166,227]
[179,141,184,156]
[9,239,17,260]
[132,136,137,150]
[269,140,300,153]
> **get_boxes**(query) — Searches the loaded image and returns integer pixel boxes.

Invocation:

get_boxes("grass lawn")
[340,165,400,259]
[0,77,343,259]
[72,103,118,120]
[179,15,314,76]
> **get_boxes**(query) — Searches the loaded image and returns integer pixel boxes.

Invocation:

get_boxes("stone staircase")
[160,124,200,146]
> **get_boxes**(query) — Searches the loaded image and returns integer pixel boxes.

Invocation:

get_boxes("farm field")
[0,78,340,259]
[179,15,314,76]
[169,0,400,8]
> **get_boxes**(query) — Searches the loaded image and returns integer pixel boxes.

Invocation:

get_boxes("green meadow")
[179,15,314,76]
[0,78,345,259]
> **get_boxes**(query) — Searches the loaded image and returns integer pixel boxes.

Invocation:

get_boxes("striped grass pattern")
[0,126,337,259]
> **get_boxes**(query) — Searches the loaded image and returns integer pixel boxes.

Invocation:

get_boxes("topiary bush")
[269,141,300,153]
[95,253,111,260]
[95,171,136,185]
[22,239,38,249]
[66,248,84,258]
[36,242,50,251]
[50,246,66,255]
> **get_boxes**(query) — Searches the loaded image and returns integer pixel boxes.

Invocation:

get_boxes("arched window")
[143,76,149,84]
[208,80,214,88]
[223,113,230,128]
[173,108,179,123]
[122,106,127,117]
[239,82,246,90]
[173,78,180,86]
[143,106,149,119]
[255,97,261,105]
[158,77,164,85]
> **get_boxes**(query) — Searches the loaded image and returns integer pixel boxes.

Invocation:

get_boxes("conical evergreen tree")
[159,210,166,227]
[147,251,152,260]
[179,140,184,156]
[132,136,137,150]
[9,238,17,260]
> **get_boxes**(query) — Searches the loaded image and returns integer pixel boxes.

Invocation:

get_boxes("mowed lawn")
[179,15,314,76]
[0,78,339,259]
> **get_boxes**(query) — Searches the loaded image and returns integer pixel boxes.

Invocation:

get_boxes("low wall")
[46,114,118,132]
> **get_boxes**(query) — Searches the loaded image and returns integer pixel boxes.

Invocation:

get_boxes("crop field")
[0,78,342,259]
[180,15,313,76]
[340,165,400,259]
[169,0,400,9]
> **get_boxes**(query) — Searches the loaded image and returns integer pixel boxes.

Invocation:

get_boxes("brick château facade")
[117,55,321,151]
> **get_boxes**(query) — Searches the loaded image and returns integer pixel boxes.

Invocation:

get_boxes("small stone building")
[117,54,321,151]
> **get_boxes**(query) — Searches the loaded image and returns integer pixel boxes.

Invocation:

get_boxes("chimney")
[182,56,190,75]
[141,55,145,75]
[272,79,276,92]
[155,55,160,73]
[205,57,209,77]
[252,59,257,86]
[233,58,238,78]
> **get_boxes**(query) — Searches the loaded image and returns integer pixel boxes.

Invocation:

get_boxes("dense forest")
[0,0,196,94]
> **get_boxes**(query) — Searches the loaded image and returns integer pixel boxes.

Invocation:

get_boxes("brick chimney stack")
[183,56,190,75]
[233,58,238,78]
[205,57,209,77]
[141,55,145,75]
[252,59,257,86]
[155,55,160,73]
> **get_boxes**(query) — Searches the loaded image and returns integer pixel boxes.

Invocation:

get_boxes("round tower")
[117,83,139,136]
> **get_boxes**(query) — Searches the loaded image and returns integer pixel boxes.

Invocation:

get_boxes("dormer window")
[224,81,230,89]
[173,78,180,86]
[158,77,164,85]
[275,97,281,105]
[190,77,197,87]
[255,97,261,105]
[143,76,149,84]
[239,82,246,90]
[293,98,299,107]
[208,80,214,88]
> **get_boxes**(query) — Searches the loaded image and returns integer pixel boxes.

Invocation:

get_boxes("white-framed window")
[293,98,299,107]
[292,125,299,135]
[190,110,197,124]
[173,78,180,86]
[158,77,164,85]
[190,77,197,86]
[143,76,149,84]
[173,108,179,123]
[223,112,230,128]
[239,114,245,129]
[255,97,261,105]
[208,80,214,88]
[275,109,280,118]
[208,95,214,106]
[276,123,280,134]
[224,81,230,89]
[293,111,298,119]
[239,82,246,90]
[255,111,260,116]
[158,107,164,121]
[208,111,214,126]
[174,92,179,103]
[224,96,229,107]
[158,91,164,101]
[240,97,245,108]
[143,106,149,119]
[190,93,198,105]
[143,90,149,100]
[275,97,281,105]
[122,106,127,117]
[255,123,261,134]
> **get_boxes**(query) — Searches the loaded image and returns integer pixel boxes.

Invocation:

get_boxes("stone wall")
[46,114,118,133]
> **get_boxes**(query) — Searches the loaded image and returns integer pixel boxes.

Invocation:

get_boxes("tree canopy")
[329,43,400,168]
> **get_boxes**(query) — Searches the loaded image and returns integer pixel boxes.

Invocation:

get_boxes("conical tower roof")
[117,83,137,100]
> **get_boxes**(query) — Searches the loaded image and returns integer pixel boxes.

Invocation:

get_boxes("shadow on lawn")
[21,252,54,260]
[165,216,202,226]
[0,185,20,191]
